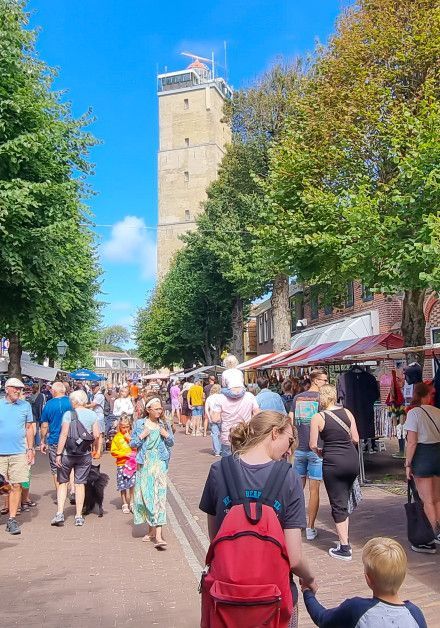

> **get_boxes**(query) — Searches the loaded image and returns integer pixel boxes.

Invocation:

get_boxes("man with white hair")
[0,378,34,535]
[51,389,100,527]
[40,381,72,490]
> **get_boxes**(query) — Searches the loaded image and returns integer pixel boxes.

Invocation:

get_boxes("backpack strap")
[261,460,291,507]
[220,455,243,505]
[220,456,262,524]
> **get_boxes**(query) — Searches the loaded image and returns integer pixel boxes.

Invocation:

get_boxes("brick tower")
[156,57,232,279]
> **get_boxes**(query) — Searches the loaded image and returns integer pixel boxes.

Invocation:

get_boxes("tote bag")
[404,479,434,546]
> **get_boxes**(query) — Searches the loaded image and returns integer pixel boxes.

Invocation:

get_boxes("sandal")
[0,507,9,515]
[20,502,30,512]
[23,500,37,507]
[154,540,167,549]
[122,504,130,514]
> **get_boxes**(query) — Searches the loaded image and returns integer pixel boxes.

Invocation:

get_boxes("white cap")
[222,368,244,389]
[5,377,25,388]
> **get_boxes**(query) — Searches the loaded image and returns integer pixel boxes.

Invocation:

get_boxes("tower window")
[185,137,189,147]
[184,98,189,109]
[184,171,189,182]
[184,210,191,221]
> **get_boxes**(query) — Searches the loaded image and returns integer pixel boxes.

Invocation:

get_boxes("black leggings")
[323,458,358,523]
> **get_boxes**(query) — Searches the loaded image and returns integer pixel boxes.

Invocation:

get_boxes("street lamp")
[56,340,68,370]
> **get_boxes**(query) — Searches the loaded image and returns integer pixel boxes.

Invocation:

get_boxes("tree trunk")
[401,289,427,366]
[203,328,213,365]
[7,332,23,379]
[48,358,55,367]
[271,274,291,353]
[230,297,244,362]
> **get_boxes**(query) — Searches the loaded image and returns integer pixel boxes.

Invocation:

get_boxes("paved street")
[1,431,439,627]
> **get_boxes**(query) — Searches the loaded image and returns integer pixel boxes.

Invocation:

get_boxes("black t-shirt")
[199,458,306,533]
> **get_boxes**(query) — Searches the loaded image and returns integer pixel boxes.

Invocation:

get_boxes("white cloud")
[101,215,156,280]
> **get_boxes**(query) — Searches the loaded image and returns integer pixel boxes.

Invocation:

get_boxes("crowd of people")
[0,354,438,627]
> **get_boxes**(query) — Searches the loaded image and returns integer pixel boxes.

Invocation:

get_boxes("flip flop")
[142,535,155,543]
[23,500,37,507]
[122,504,130,514]
[0,507,8,515]
[154,540,167,549]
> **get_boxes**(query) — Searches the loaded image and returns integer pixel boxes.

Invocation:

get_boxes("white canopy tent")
[0,358,61,381]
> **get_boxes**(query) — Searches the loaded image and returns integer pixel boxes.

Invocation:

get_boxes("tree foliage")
[97,324,130,352]
[260,0,440,346]
[194,62,306,354]
[135,235,235,368]
[0,1,101,374]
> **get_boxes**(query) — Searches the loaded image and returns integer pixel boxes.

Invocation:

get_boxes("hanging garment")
[337,368,380,439]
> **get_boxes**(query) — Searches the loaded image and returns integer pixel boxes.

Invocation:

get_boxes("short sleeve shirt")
[62,407,98,433]
[199,458,306,533]
[218,392,259,445]
[40,396,72,445]
[170,385,180,402]
[405,405,440,444]
[0,398,34,455]
[188,384,204,407]
[292,391,320,452]
[92,392,105,420]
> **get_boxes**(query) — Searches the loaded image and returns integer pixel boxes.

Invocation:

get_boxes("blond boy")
[302,537,427,627]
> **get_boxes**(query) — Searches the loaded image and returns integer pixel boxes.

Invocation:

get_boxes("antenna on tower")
[224,41,228,82]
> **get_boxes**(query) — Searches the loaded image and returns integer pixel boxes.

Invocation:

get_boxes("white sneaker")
[306,527,318,541]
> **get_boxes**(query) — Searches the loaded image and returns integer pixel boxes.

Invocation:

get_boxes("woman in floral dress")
[130,396,174,548]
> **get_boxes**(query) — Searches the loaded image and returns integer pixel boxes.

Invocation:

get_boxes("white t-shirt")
[113,397,134,417]
[92,392,105,420]
[218,392,259,445]
[405,405,440,444]
[205,393,223,422]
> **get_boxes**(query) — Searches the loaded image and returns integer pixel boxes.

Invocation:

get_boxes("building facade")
[255,281,403,355]
[93,351,148,386]
[156,60,232,279]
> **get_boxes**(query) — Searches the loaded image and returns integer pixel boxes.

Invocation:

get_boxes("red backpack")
[200,456,293,628]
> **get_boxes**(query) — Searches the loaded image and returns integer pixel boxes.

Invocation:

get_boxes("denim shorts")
[191,406,203,417]
[294,449,323,481]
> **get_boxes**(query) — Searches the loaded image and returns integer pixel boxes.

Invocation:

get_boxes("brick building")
[255,281,403,355]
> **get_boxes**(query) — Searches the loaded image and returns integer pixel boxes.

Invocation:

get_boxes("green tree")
[0,1,101,376]
[196,62,305,356]
[262,0,440,355]
[97,324,130,351]
[136,235,235,368]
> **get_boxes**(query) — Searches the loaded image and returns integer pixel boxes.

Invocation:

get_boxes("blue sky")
[28,0,349,342]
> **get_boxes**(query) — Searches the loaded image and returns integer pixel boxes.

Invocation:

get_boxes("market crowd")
[0,354,438,627]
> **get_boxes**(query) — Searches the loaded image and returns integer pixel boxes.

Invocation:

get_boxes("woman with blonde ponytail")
[200,410,317,626]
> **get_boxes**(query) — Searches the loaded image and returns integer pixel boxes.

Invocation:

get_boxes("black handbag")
[404,479,434,546]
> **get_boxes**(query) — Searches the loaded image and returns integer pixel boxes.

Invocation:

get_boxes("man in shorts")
[51,389,100,527]
[292,368,328,541]
[0,378,35,535]
[40,381,72,490]
[187,376,205,436]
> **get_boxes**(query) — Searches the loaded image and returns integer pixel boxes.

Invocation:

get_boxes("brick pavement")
[168,429,440,627]
[0,451,199,628]
[1,433,439,627]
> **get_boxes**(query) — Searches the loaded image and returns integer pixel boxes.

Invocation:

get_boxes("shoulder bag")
[404,478,435,546]
[322,410,363,514]
[419,407,440,436]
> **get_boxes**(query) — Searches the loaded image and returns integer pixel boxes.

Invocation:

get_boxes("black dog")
[83,465,109,517]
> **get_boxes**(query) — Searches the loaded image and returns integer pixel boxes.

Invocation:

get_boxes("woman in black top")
[310,384,359,562]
